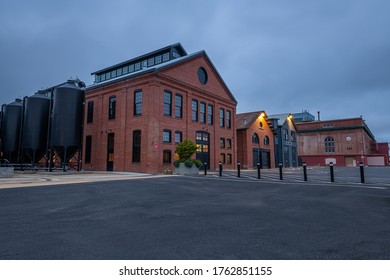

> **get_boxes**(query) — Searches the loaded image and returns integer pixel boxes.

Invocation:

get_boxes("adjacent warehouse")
[296,117,389,166]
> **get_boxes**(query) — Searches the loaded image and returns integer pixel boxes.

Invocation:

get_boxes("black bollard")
[303,162,308,181]
[330,162,335,182]
[237,162,241,178]
[360,162,365,183]
[279,163,283,180]
[219,162,223,177]
[204,162,207,176]
[257,162,261,179]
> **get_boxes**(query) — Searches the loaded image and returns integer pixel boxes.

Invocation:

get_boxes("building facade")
[269,114,298,167]
[236,111,275,169]
[296,117,389,166]
[83,44,237,173]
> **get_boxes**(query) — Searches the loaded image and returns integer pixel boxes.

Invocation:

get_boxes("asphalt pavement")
[0,170,389,260]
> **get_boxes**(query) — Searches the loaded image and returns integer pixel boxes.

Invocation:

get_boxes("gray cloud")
[1,0,389,141]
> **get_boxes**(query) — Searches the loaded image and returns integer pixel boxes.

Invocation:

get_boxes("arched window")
[325,136,335,153]
[252,133,259,144]
[264,136,270,145]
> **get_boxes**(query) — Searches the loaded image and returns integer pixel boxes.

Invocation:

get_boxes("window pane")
[132,130,141,162]
[163,150,172,163]
[220,138,225,148]
[175,94,182,118]
[208,104,213,125]
[134,90,142,115]
[227,153,232,164]
[220,108,225,127]
[192,100,198,121]
[226,110,231,128]
[200,102,206,123]
[163,130,171,143]
[109,96,116,119]
[164,91,172,116]
[155,55,162,64]
[123,66,129,74]
[87,101,94,123]
[162,53,170,62]
[175,131,182,143]
[227,139,232,149]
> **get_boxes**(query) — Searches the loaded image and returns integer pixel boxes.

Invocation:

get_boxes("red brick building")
[236,111,275,169]
[296,117,389,166]
[83,44,237,173]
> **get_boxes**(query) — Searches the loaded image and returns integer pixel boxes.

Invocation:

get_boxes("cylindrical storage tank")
[1,99,23,162]
[50,81,84,162]
[22,93,50,163]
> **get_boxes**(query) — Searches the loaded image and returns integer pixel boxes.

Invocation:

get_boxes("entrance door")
[107,133,114,171]
[261,150,270,168]
[196,131,210,169]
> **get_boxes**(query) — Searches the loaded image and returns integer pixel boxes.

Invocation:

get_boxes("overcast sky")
[1,0,389,142]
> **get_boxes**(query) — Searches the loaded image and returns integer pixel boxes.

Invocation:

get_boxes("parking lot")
[0,167,389,260]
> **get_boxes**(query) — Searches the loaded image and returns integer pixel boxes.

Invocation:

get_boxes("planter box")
[0,166,14,178]
[174,163,199,175]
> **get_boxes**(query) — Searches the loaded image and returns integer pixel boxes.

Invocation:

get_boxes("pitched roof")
[91,43,187,75]
[268,113,291,126]
[87,46,237,104]
[236,111,275,133]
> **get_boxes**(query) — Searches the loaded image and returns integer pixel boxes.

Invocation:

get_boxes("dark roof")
[88,48,238,105]
[91,43,187,75]
[236,111,275,133]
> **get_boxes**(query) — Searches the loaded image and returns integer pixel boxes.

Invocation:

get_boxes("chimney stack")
[317,111,321,121]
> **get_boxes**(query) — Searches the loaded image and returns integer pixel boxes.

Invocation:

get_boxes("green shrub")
[184,160,194,168]
[193,159,203,168]
[176,139,197,160]
[173,160,180,168]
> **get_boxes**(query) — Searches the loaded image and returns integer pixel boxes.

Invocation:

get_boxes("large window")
[134,90,142,115]
[164,91,172,116]
[192,99,198,121]
[264,136,270,145]
[108,96,116,119]
[226,110,231,129]
[85,135,92,163]
[87,101,94,123]
[200,102,206,123]
[175,94,183,118]
[325,136,335,153]
[219,108,225,128]
[132,130,141,162]
[207,104,213,125]
[163,150,172,163]
[163,130,171,143]
[252,133,259,144]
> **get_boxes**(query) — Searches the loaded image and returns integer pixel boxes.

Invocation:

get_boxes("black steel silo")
[22,93,50,163]
[1,99,23,162]
[50,81,84,163]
